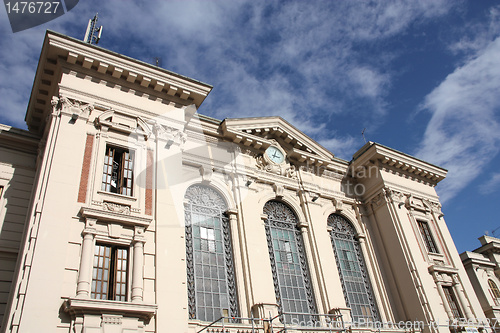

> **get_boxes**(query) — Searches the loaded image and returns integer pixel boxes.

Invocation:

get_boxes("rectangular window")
[200,226,216,252]
[443,286,462,319]
[417,220,439,253]
[101,146,134,196]
[91,244,128,301]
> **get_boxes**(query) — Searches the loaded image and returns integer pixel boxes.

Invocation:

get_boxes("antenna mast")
[361,128,367,143]
[84,13,103,45]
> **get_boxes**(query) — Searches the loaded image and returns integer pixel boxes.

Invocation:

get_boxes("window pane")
[91,244,128,301]
[418,220,439,253]
[101,146,134,196]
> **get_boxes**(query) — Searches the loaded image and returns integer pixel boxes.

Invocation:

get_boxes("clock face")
[266,146,285,164]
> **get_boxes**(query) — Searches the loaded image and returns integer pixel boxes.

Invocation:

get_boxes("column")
[132,226,146,302]
[436,282,454,320]
[453,276,473,320]
[76,218,97,298]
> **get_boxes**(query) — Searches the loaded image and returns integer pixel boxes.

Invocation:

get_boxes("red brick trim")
[77,134,94,203]
[145,149,154,215]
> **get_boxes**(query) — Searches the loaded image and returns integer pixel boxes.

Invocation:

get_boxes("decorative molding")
[63,298,157,321]
[332,198,343,211]
[153,122,187,147]
[80,207,152,227]
[107,223,123,239]
[103,202,131,215]
[199,165,213,183]
[273,184,284,198]
[60,96,94,120]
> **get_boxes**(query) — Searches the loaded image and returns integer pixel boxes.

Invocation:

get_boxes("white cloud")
[318,135,361,160]
[415,37,500,202]
[0,0,456,161]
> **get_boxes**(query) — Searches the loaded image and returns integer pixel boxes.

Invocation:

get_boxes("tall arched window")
[489,279,500,300]
[328,214,378,323]
[263,201,316,324]
[185,185,238,322]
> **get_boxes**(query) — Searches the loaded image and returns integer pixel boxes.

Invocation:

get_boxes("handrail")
[195,311,345,333]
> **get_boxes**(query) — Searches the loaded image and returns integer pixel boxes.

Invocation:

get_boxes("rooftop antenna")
[153,57,162,67]
[361,128,367,143]
[84,13,103,45]
[491,226,500,237]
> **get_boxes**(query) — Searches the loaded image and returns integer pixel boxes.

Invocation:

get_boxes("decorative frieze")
[103,202,131,215]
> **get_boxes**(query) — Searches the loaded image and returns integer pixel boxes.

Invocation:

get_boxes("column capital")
[133,226,146,243]
[83,217,98,235]
[226,209,238,218]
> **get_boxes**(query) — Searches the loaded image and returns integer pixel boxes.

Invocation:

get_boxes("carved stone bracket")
[256,155,297,179]
[60,96,94,120]
[332,198,343,211]
[273,184,284,198]
[153,122,187,148]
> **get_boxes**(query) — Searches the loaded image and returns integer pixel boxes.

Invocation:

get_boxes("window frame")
[101,145,135,197]
[417,220,439,254]
[184,184,239,323]
[91,243,130,302]
[328,214,379,323]
[488,279,500,301]
[263,200,317,325]
[442,286,462,319]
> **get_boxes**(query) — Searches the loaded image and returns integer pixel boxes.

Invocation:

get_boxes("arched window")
[184,185,238,322]
[328,214,378,323]
[489,279,500,299]
[263,201,316,324]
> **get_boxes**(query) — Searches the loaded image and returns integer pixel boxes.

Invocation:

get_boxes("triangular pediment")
[220,117,335,164]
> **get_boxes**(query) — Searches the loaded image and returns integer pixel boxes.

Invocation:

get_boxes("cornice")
[64,298,157,320]
[0,125,40,154]
[26,30,212,134]
[351,142,447,185]
[80,206,152,227]
[220,117,349,173]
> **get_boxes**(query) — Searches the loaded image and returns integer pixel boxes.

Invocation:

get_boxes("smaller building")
[461,236,500,325]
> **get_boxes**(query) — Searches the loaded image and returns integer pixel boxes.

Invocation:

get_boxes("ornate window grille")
[417,220,439,253]
[184,185,238,322]
[443,286,462,319]
[328,214,378,323]
[263,201,316,325]
[489,279,500,299]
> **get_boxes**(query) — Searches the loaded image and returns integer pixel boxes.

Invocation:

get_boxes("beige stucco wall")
[0,126,38,330]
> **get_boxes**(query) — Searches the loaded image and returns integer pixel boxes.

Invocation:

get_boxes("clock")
[266,146,285,164]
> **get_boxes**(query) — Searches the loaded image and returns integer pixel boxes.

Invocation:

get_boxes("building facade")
[0,31,489,333]
[461,236,500,327]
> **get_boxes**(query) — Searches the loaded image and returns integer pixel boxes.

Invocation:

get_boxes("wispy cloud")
[415,36,500,202]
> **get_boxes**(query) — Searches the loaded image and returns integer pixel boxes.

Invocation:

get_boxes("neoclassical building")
[0,31,490,333]
[461,236,500,327]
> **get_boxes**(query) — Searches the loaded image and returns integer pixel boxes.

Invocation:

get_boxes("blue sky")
[1,0,499,253]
